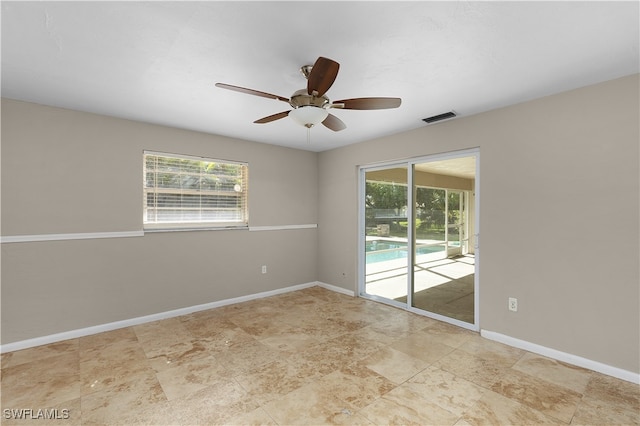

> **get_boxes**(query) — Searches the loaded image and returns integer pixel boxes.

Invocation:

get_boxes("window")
[143,151,248,230]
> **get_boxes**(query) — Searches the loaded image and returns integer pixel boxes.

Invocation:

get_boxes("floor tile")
[145,339,213,373]
[193,326,257,354]
[262,380,358,426]
[258,328,323,354]
[324,332,388,362]
[459,389,565,425]
[230,315,293,339]
[80,338,151,395]
[285,314,359,341]
[457,335,525,367]
[213,339,282,376]
[571,395,640,425]
[513,352,593,394]
[154,353,230,400]
[180,311,246,339]
[1,351,80,408]
[224,406,279,425]
[2,286,638,426]
[584,372,640,410]
[78,327,138,350]
[391,332,456,364]
[358,385,460,425]
[421,320,476,348]
[360,346,430,384]
[489,367,582,423]
[133,318,198,360]
[313,363,396,409]
[435,347,510,389]
[234,359,321,405]
[80,371,167,425]
[286,332,385,379]
[1,339,78,369]
[405,365,486,415]
[167,378,259,425]
[365,309,436,340]
[346,325,402,346]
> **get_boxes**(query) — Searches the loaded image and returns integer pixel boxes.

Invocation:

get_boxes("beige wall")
[2,74,639,375]
[1,99,318,343]
[317,74,640,373]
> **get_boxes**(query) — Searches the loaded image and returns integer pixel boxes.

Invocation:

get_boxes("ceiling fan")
[215,57,401,132]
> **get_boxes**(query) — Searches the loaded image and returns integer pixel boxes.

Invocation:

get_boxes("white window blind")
[143,151,248,229]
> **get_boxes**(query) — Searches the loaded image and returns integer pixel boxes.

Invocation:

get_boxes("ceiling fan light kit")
[215,56,401,136]
[289,106,329,128]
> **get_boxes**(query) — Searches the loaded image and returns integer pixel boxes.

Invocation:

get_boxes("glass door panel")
[363,167,408,303]
[411,162,475,325]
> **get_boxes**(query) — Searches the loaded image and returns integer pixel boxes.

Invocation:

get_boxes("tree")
[415,187,445,231]
[365,182,406,210]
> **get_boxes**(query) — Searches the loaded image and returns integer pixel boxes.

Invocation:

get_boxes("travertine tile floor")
[1,286,638,425]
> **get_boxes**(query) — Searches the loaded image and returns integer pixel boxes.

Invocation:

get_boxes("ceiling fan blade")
[307,57,340,97]
[254,111,290,124]
[215,83,290,103]
[333,97,402,110]
[322,113,346,132]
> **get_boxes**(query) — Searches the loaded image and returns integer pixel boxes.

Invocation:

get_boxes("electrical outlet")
[261,265,267,274]
[508,297,518,312]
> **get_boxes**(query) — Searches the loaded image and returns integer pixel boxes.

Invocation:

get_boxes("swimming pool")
[365,240,444,263]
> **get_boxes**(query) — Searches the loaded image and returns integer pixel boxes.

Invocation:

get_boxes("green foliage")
[398,218,422,229]
[365,182,406,209]
[365,181,464,236]
[416,187,446,229]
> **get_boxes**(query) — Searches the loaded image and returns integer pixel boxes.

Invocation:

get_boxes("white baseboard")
[481,330,640,385]
[6,286,635,387]
[316,281,356,297]
[1,281,327,354]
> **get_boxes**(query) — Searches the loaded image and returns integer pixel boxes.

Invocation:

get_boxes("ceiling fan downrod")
[300,65,313,80]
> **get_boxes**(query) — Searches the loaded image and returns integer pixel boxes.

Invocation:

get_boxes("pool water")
[365,240,444,263]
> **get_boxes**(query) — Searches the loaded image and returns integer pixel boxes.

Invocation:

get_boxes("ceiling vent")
[422,111,457,124]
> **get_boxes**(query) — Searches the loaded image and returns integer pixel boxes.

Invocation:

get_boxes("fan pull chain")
[307,127,311,144]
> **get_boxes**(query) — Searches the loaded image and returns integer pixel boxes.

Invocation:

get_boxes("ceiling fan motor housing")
[289,89,330,109]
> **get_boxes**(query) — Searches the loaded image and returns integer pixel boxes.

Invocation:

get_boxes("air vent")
[423,111,457,124]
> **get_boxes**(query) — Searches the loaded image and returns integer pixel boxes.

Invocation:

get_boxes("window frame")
[143,150,249,231]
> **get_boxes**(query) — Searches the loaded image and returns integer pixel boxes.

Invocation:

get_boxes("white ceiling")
[2,1,638,152]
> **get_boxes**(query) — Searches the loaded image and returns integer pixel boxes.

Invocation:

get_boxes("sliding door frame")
[357,162,410,310]
[358,148,480,331]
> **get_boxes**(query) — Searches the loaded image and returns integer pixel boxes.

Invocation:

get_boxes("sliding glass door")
[359,150,479,329]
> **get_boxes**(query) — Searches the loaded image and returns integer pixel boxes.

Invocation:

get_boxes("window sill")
[143,225,249,234]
